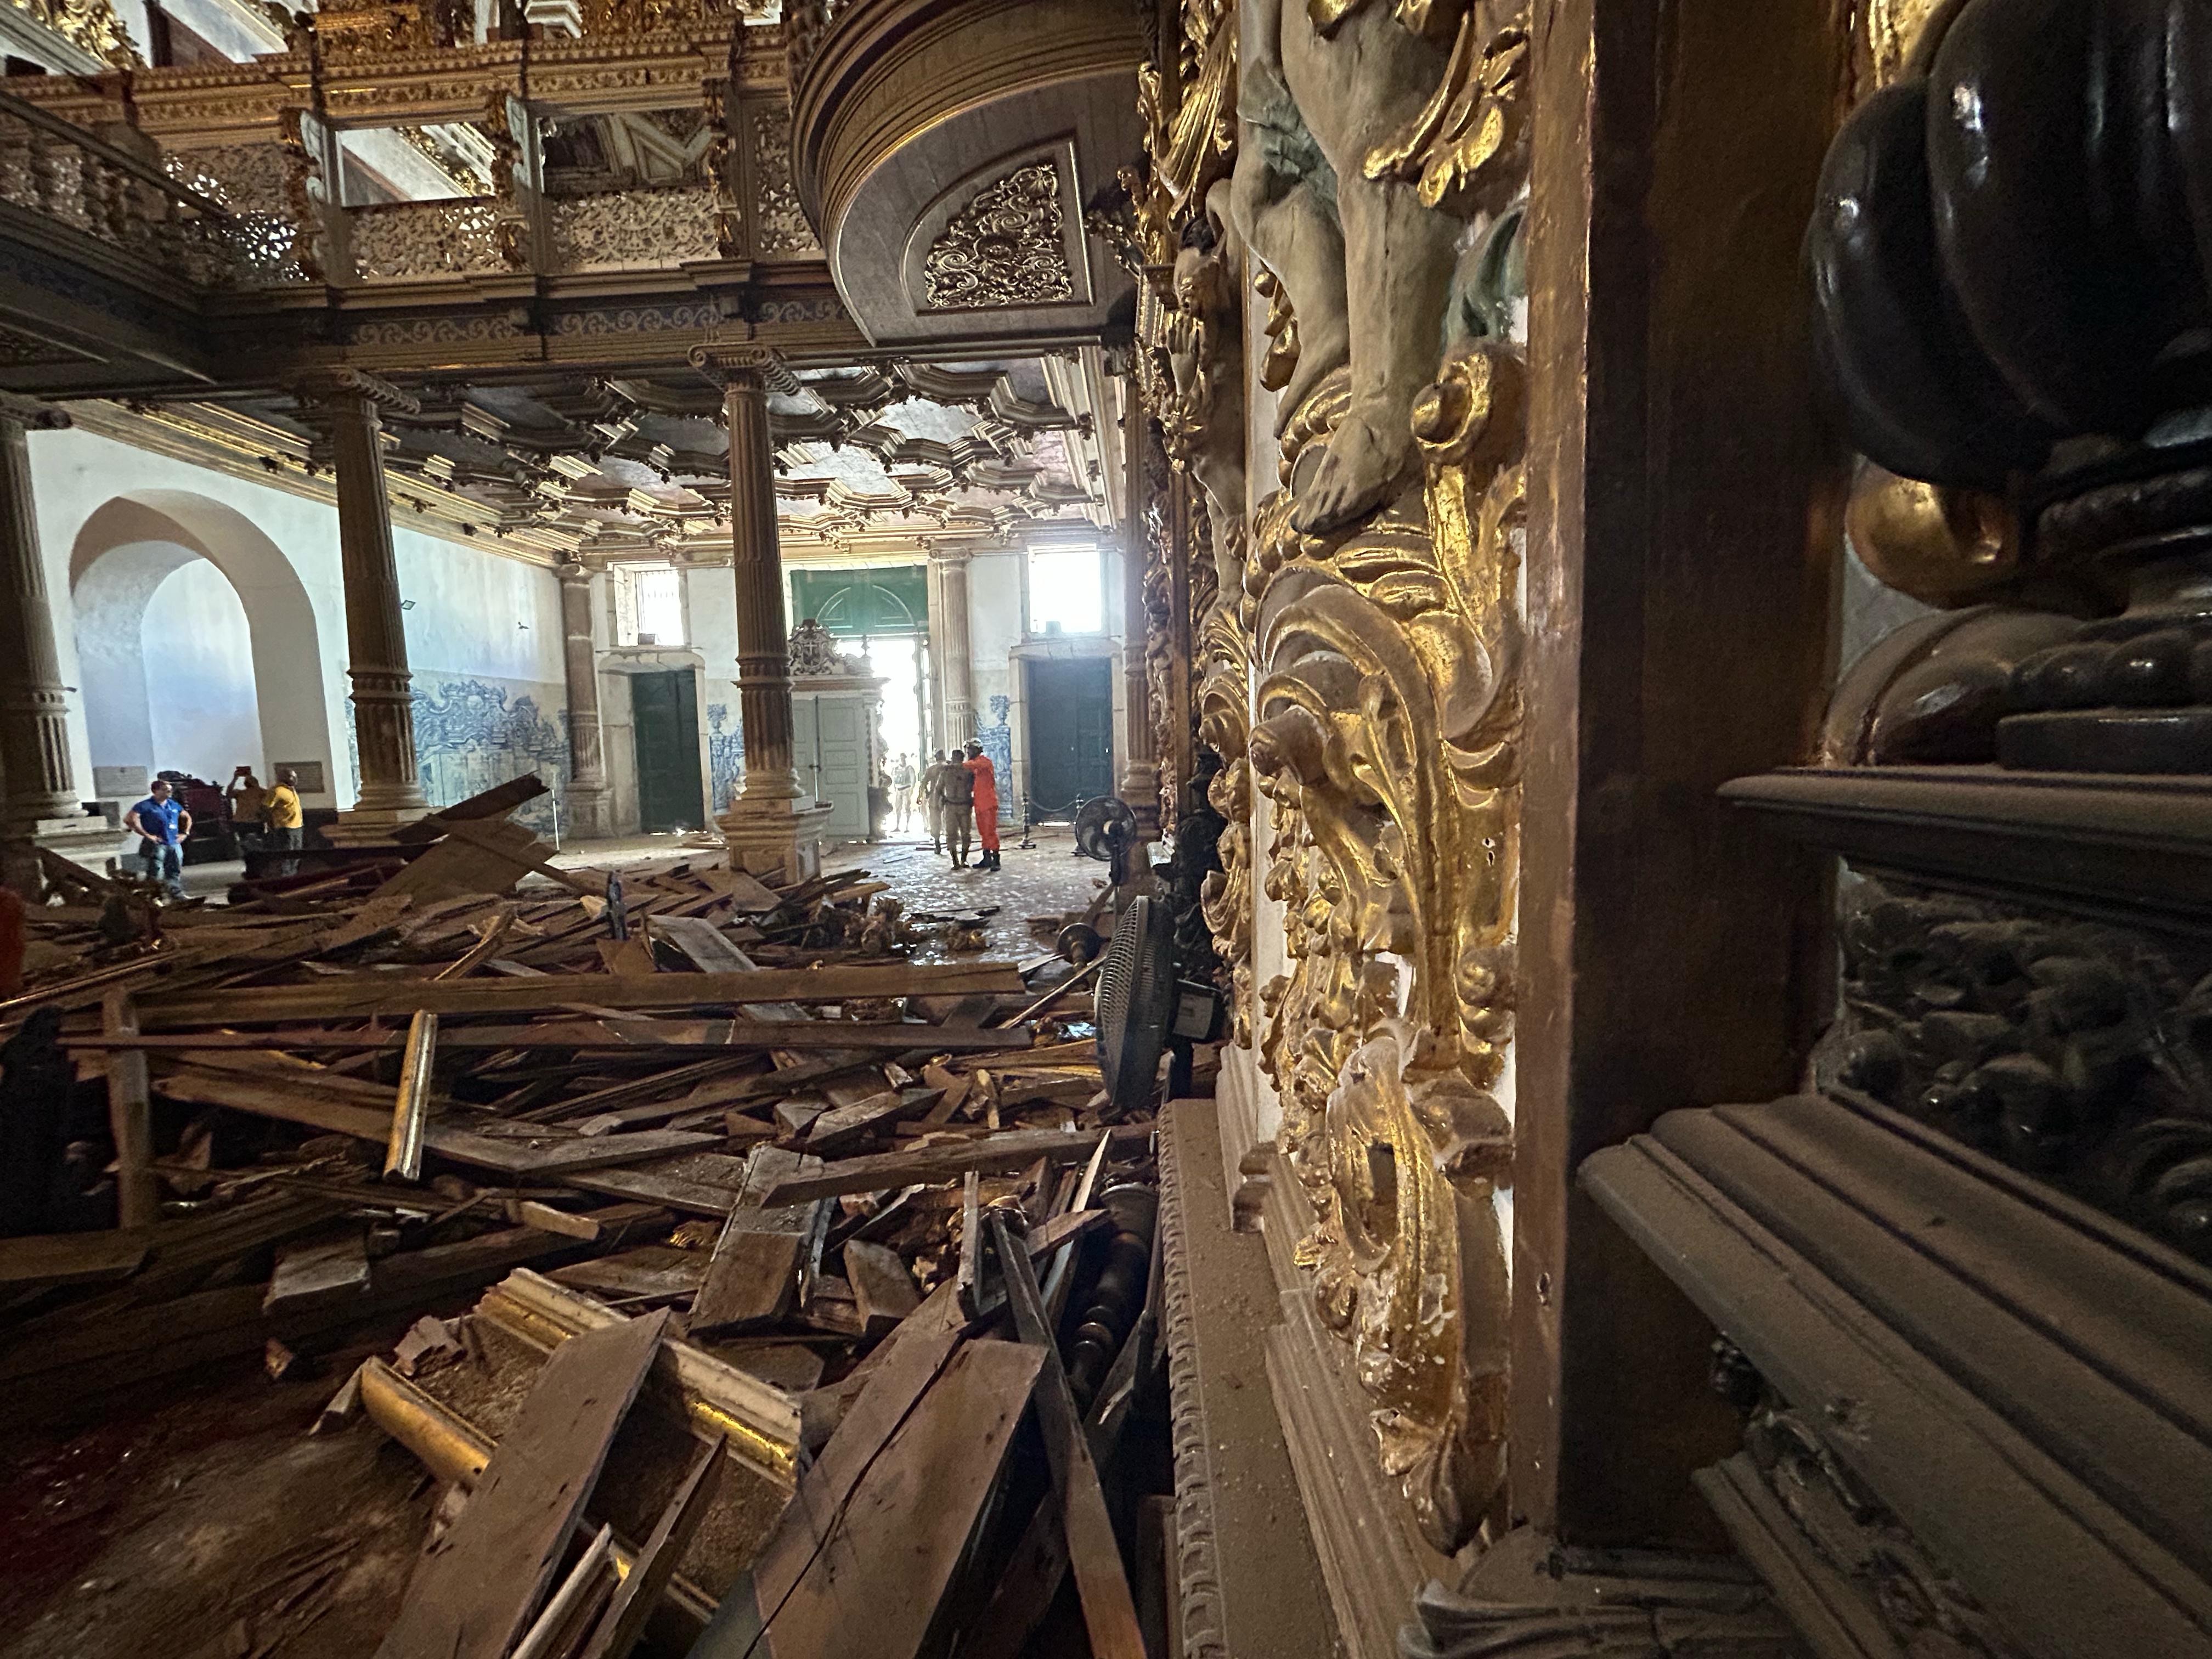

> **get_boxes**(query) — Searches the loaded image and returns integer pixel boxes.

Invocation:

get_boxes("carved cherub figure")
[1231,0,1466,533]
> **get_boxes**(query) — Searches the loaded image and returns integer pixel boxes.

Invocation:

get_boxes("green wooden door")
[1025,657,1113,821]
[633,669,704,832]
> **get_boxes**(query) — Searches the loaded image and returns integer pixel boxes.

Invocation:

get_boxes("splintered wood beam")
[64,1023,1023,1054]
[987,1212,1146,1659]
[758,1125,1153,1206]
[385,1011,437,1182]
[375,1309,670,1659]
[138,962,1030,1026]
[151,1064,721,1178]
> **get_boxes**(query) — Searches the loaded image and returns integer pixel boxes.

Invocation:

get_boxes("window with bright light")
[635,566,685,647]
[1028,546,1102,635]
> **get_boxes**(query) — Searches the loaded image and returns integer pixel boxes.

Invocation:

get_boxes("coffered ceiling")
[95,344,1126,566]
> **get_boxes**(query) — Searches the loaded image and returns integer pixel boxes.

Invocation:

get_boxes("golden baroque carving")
[1196,583,1254,1043]
[1251,339,1525,1550]
[13,0,140,64]
[549,184,719,270]
[921,161,1073,311]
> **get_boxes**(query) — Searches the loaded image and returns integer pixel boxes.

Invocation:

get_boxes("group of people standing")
[120,767,303,899]
[885,743,1001,871]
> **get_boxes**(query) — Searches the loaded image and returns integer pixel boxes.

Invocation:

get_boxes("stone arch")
[67,491,337,804]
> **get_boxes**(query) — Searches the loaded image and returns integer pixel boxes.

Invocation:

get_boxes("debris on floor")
[0,778,1169,1658]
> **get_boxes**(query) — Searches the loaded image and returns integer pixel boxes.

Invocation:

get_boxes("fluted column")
[307,371,429,840]
[0,397,83,895]
[695,345,824,882]
[932,544,974,746]
[557,564,613,839]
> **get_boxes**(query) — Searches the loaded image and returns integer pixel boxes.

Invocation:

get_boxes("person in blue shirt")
[125,778,191,898]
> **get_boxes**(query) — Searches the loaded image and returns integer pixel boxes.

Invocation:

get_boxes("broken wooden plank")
[988,1211,1146,1659]
[843,1239,920,1337]
[691,1333,1045,1659]
[66,1021,1031,1054]
[0,1228,147,1290]
[514,1200,664,1242]
[393,774,550,843]
[803,1086,945,1157]
[578,1436,726,1659]
[385,1010,436,1182]
[651,914,758,974]
[149,1064,721,1179]
[551,1246,707,1303]
[689,1147,831,1334]
[263,1228,370,1316]
[141,962,1031,1027]
[375,1308,670,1659]
[759,1125,1153,1206]
[431,909,515,980]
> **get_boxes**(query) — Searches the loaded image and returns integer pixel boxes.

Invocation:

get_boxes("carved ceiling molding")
[919,159,1074,312]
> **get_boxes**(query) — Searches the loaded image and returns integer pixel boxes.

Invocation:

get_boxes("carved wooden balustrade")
[0,13,851,394]
[0,88,234,283]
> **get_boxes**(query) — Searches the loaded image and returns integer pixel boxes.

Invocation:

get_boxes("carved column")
[306,371,430,842]
[557,564,612,840]
[696,345,827,883]
[1116,400,1158,832]
[932,543,974,745]
[0,398,94,895]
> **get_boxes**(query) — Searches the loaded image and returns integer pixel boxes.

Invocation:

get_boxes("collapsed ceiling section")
[172,348,1123,566]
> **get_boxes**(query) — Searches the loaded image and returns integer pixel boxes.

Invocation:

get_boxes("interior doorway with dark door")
[1024,657,1114,822]
[631,668,706,832]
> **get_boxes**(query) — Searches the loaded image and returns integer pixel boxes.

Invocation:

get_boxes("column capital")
[555,560,592,586]
[293,368,422,421]
[688,343,800,397]
[924,538,975,568]
[0,393,69,433]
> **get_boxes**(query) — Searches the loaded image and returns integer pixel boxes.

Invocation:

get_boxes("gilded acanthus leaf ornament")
[1252,341,1525,1549]
[921,162,1074,311]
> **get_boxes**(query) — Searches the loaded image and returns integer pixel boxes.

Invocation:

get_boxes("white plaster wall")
[32,426,566,815]
[144,560,259,783]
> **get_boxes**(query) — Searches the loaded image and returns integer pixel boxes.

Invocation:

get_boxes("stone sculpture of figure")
[1231,0,1464,533]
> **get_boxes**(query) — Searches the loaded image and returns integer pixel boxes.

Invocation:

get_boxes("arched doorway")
[67,492,337,810]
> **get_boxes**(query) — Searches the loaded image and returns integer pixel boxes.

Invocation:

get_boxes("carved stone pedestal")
[716,796,832,887]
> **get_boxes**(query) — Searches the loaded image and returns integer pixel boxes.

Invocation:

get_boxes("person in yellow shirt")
[261,768,303,876]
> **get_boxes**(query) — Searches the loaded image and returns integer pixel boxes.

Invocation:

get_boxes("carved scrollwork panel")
[749,106,820,258]
[1821,870,2212,1265]
[920,160,1074,311]
[548,184,718,270]
[1251,342,1526,1550]
[349,200,509,281]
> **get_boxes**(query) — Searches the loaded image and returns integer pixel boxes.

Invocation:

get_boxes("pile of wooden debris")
[0,780,1161,1658]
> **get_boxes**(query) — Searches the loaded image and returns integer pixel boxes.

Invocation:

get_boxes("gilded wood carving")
[1123,0,1531,1552]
